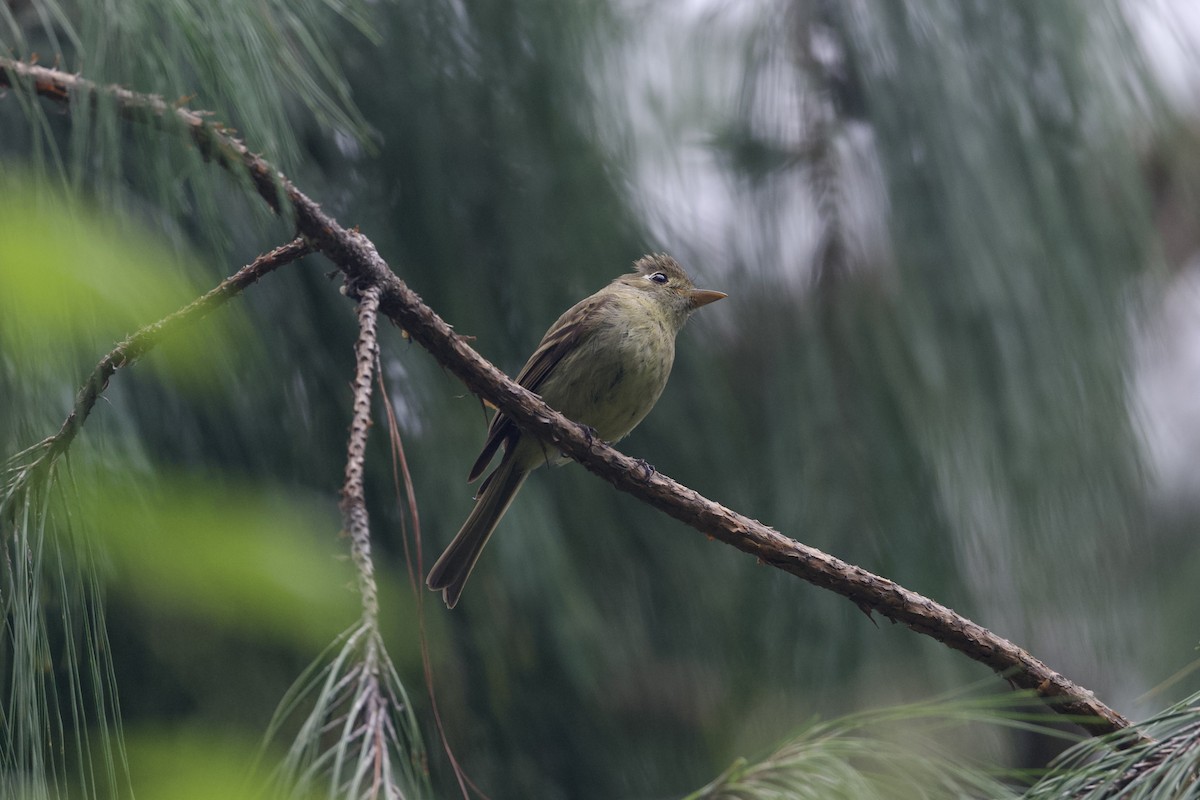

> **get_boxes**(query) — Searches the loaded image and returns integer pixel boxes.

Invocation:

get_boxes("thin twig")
[3,237,312,492]
[341,284,382,627]
[339,286,415,799]
[0,57,1136,738]
[377,375,480,799]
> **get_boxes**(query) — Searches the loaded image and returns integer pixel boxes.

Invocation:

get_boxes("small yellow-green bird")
[426,253,726,608]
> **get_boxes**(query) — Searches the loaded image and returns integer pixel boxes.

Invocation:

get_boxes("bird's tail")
[426,456,528,608]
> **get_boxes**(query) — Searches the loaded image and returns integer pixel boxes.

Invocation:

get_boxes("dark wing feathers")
[466,291,614,482]
[467,425,511,483]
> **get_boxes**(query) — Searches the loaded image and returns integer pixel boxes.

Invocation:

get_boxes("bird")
[426,253,726,608]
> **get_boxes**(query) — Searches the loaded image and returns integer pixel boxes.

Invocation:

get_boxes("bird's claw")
[340,275,365,300]
[633,458,656,482]
[577,423,600,447]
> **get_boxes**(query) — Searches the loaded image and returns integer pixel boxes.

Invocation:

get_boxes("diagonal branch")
[0,57,1135,738]
[3,237,312,494]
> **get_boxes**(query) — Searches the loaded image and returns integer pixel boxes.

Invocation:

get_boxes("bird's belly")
[542,326,674,444]
[575,359,667,440]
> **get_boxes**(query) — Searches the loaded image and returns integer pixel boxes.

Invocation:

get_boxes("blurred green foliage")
[114,726,293,800]
[3,0,1200,798]
[0,172,241,386]
[79,469,356,649]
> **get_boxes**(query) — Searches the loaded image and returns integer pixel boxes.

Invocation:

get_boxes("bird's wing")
[467,291,613,482]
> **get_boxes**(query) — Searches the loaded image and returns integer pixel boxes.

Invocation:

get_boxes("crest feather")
[632,253,688,280]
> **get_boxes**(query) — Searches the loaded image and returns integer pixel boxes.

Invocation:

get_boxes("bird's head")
[618,253,726,325]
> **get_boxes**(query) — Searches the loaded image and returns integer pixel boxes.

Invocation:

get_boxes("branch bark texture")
[342,285,383,626]
[0,58,1133,738]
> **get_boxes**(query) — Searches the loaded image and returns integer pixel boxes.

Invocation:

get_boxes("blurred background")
[3,0,1200,797]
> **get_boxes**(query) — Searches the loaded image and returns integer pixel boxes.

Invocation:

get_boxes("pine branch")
[0,57,1136,739]
[336,284,420,797]
[2,237,312,496]
[1027,696,1200,798]
[341,284,383,630]
[286,289,427,795]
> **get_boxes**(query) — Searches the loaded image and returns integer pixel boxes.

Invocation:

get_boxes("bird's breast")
[539,303,676,444]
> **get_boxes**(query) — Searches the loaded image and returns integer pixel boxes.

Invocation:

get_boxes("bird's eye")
[649,272,668,284]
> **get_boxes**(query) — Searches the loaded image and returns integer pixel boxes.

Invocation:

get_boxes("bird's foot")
[339,274,365,300]
[577,423,600,448]
[633,458,656,482]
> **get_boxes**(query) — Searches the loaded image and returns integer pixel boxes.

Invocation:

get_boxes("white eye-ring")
[648,272,668,284]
